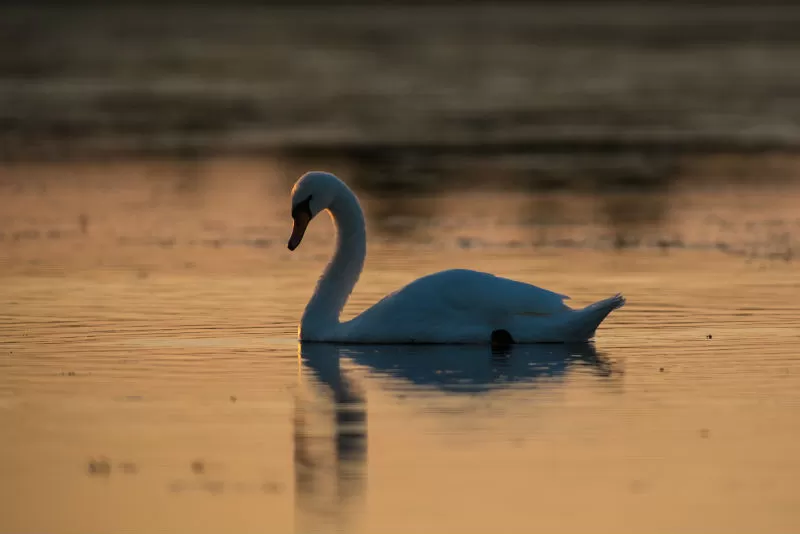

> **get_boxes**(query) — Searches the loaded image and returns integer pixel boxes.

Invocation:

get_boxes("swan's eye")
[292,195,313,220]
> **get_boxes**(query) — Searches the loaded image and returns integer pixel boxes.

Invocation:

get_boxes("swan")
[287,171,625,344]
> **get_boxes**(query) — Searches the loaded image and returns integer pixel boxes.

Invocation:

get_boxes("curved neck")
[301,190,366,338]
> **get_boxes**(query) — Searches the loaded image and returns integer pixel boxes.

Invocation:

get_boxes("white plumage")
[288,171,624,344]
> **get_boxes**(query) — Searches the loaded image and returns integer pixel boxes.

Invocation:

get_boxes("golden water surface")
[1,160,799,533]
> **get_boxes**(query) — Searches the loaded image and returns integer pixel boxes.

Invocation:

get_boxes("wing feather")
[428,269,571,316]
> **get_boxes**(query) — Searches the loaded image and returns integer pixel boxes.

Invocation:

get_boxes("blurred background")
[5,1,800,160]
[2,1,800,257]
[2,0,799,263]
[2,0,800,261]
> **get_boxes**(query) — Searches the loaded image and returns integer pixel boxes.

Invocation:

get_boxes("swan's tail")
[568,293,625,341]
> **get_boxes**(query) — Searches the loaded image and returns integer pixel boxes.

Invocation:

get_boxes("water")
[1,159,800,533]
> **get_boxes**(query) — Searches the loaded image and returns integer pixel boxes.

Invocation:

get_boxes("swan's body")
[288,172,624,344]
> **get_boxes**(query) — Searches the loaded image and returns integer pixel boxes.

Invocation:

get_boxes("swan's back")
[338,269,573,343]
[400,269,571,316]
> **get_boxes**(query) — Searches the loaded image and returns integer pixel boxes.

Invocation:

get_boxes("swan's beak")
[288,212,310,251]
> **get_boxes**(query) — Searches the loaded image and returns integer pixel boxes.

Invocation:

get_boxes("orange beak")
[288,211,310,251]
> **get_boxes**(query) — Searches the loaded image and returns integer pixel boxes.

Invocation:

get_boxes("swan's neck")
[301,191,366,338]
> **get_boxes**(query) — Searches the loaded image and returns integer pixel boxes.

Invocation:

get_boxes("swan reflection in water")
[293,342,617,531]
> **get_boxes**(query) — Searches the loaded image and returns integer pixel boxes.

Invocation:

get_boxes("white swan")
[288,171,625,344]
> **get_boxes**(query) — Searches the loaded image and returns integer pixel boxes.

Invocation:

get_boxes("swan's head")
[288,171,346,250]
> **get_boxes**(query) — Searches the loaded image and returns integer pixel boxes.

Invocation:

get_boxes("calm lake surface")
[1,159,799,533]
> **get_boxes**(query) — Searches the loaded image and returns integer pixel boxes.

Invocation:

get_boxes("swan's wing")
[341,269,572,343]
[431,269,571,317]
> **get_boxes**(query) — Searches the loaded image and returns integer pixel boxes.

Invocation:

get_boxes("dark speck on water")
[78,214,89,234]
[88,457,111,476]
[261,481,283,494]
[119,462,138,474]
[629,479,649,494]
[204,480,224,495]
